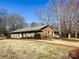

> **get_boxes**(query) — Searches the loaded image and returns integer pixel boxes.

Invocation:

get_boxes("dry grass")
[0,39,71,59]
[36,39,79,48]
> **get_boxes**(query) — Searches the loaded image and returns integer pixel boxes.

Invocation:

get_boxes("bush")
[43,36,47,39]
[34,33,41,39]
[61,33,68,38]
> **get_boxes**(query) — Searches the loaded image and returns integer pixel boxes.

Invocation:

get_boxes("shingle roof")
[11,25,48,33]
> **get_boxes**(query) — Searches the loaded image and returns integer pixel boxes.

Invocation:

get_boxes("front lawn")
[0,39,71,59]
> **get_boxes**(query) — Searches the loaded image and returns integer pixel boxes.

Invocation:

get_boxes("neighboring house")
[10,25,59,39]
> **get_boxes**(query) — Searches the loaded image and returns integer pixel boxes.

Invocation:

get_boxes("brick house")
[11,25,59,39]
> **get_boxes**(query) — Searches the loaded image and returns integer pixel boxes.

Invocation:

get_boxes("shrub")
[34,33,41,39]
[43,36,47,39]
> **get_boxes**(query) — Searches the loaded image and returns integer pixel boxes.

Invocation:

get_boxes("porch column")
[20,33,22,38]
[53,32,55,36]
[23,33,26,37]
[11,34,13,38]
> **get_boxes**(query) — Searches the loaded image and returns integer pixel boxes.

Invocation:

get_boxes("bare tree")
[36,0,62,36]
[36,0,79,38]
[36,0,55,25]
[74,14,79,38]
[0,9,8,35]
[30,22,37,27]
[0,9,26,37]
[24,23,29,27]
[7,13,25,31]
[60,0,79,38]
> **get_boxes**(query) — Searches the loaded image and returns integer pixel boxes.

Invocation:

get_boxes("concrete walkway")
[36,39,79,48]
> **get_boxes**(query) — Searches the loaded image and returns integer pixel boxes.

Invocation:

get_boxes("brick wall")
[39,26,53,38]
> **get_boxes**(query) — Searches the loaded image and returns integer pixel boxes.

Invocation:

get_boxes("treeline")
[36,0,79,38]
[0,9,26,37]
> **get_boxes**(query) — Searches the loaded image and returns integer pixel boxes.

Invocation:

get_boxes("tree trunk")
[68,33,71,39]
[59,25,61,36]
[75,26,78,39]
[75,31,77,38]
